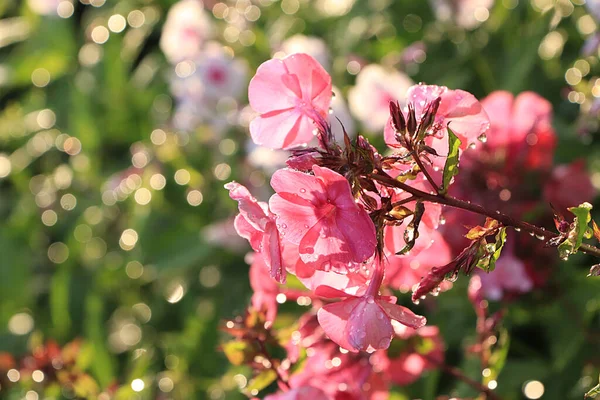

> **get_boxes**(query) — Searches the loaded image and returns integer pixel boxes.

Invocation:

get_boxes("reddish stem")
[371,171,600,259]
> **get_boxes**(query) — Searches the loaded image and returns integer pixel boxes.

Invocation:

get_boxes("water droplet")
[535,234,545,240]
[281,223,287,229]
[303,224,309,229]
[376,311,384,320]
[468,143,476,149]
[514,227,521,232]
[366,296,375,304]
[413,299,420,305]
[331,91,336,98]
[433,166,440,172]
[378,338,391,349]
[529,231,535,236]
[300,188,306,193]
[328,108,334,114]
[477,133,487,143]
[561,256,568,261]
[439,215,446,225]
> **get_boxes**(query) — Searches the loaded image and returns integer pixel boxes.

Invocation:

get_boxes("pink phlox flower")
[543,160,596,214]
[269,165,377,273]
[478,243,533,301]
[248,53,332,150]
[385,230,452,293]
[225,182,286,283]
[316,285,427,353]
[383,84,489,169]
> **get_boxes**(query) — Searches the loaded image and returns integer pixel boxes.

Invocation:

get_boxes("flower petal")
[317,299,361,352]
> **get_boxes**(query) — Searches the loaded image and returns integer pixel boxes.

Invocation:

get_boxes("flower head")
[269,165,376,272]
[248,53,332,149]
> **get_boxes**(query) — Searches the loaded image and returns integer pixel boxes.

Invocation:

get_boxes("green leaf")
[585,375,600,399]
[243,369,278,396]
[557,202,593,260]
[569,202,593,250]
[441,127,462,194]
[489,227,508,272]
[397,201,425,255]
[222,340,257,366]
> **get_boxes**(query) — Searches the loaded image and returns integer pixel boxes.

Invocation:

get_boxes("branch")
[370,171,600,259]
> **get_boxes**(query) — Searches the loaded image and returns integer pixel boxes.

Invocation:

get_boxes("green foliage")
[440,127,461,195]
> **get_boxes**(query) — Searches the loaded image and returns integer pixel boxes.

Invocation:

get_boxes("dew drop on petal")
[300,188,306,193]
[514,227,521,232]
[477,133,487,143]
[468,143,476,149]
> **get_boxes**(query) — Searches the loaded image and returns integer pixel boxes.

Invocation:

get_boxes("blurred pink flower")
[348,65,413,132]
[269,165,376,272]
[543,160,596,213]
[27,0,64,15]
[160,0,213,63]
[248,53,332,149]
[280,35,331,71]
[225,182,285,283]
[249,253,280,322]
[478,245,533,301]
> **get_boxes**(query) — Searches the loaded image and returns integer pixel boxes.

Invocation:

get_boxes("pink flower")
[225,182,285,283]
[385,230,453,293]
[264,386,331,400]
[280,35,331,71]
[384,84,490,155]
[348,65,413,132]
[269,165,377,272]
[478,245,533,301]
[316,286,426,352]
[248,53,332,149]
[543,160,595,214]
[159,0,213,63]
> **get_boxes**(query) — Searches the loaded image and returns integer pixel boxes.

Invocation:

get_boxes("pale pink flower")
[225,182,285,283]
[264,386,331,400]
[280,35,331,71]
[269,165,376,271]
[478,247,533,301]
[430,0,494,29]
[316,286,427,352]
[248,53,332,149]
[348,65,413,132]
[384,84,490,157]
[160,0,213,63]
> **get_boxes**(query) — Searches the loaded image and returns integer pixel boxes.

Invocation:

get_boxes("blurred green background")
[0,0,599,399]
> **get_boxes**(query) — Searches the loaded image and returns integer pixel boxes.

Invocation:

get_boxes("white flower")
[348,64,413,133]
[160,0,213,64]
[280,35,330,71]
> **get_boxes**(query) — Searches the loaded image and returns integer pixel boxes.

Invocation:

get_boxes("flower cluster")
[224,53,498,398]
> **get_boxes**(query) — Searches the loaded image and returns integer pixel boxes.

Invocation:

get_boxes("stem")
[371,171,600,259]
[412,150,439,193]
[423,355,501,400]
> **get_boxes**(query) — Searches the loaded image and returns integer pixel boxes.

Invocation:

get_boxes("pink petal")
[378,299,426,329]
[512,91,552,141]
[335,208,377,262]
[225,182,270,231]
[281,53,332,112]
[317,299,361,352]
[314,285,352,299]
[233,214,262,251]
[406,84,447,118]
[248,58,299,114]
[480,91,514,148]
[345,297,395,352]
[250,109,315,150]
[298,215,354,269]
[439,89,490,149]
[262,222,285,283]
[312,165,357,209]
